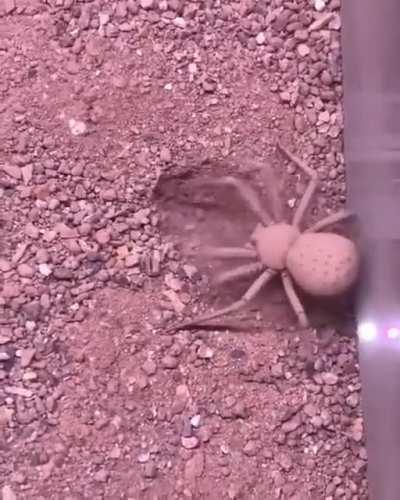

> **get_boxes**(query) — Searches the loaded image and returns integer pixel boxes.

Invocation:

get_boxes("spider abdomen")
[286,232,359,297]
[253,223,300,270]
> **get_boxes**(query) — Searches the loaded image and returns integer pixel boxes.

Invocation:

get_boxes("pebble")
[173,17,186,29]
[1,485,17,500]
[190,414,201,428]
[297,44,310,57]
[321,372,339,385]
[2,282,20,299]
[39,263,52,277]
[95,229,111,245]
[20,348,36,368]
[17,263,34,278]
[142,359,157,376]
[140,0,154,9]
[181,436,199,450]
[197,345,214,360]
[2,164,21,179]
[0,259,12,272]
[159,146,172,162]
[68,118,87,136]
[125,253,140,268]
[161,355,179,369]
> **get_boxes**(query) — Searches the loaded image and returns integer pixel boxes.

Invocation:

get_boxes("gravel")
[0,0,367,498]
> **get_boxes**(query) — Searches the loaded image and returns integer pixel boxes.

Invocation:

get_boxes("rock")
[243,440,259,457]
[173,17,186,29]
[197,345,214,360]
[142,359,157,376]
[55,223,79,239]
[271,362,284,378]
[321,372,338,385]
[20,348,36,368]
[0,259,12,272]
[159,146,172,162]
[100,188,117,201]
[256,32,266,45]
[38,263,52,277]
[95,229,111,245]
[1,282,20,299]
[350,418,364,442]
[125,252,140,268]
[297,44,310,57]
[140,0,154,9]
[190,414,201,428]
[68,118,87,136]
[346,393,360,408]
[181,436,199,449]
[94,469,109,483]
[2,164,21,179]
[161,355,179,369]
[17,263,34,278]
[138,452,150,463]
[172,384,190,414]
[1,485,16,500]
[53,267,74,280]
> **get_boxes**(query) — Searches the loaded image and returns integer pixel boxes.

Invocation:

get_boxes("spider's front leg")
[277,142,318,228]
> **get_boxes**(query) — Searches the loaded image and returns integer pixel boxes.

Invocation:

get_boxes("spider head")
[251,223,300,270]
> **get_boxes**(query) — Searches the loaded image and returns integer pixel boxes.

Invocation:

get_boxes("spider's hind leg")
[281,271,310,328]
[170,268,277,331]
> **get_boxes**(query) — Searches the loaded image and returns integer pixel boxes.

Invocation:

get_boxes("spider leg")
[277,142,318,228]
[215,262,265,285]
[199,246,258,259]
[305,209,355,233]
[171,268,277,331]
[191,176,273,226]
[281,270,310,328]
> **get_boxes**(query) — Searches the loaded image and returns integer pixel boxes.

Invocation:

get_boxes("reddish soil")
[0,1,367,499]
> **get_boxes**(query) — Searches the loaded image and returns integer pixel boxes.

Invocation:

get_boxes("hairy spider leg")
[277,142,318,228]
[171,268,277,331]
[281,270,309,328]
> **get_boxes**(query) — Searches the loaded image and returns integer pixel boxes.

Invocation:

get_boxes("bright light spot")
[387,327,400,340]
[358,322,378,342]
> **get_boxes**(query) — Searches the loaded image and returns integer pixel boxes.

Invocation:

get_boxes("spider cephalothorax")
[172,143,360,330]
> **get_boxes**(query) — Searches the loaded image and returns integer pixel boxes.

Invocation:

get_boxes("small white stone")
[39,263,52,276]
[190,414,201,428]
[173,17,186,29]
[68,118,87,136]
[256,32,266,45]
[314,0,326,11]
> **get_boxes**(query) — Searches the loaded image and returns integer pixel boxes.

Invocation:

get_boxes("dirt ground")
[0,0,367,499]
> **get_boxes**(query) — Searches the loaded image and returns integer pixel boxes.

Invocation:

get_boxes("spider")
[172,142,360,330]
